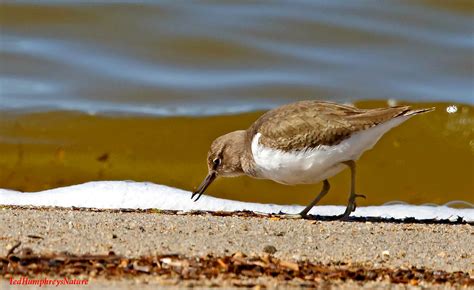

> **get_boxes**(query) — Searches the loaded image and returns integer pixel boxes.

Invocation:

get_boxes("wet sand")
[0,206,472,289]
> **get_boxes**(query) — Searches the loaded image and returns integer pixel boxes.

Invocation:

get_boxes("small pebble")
[263,245,277,254]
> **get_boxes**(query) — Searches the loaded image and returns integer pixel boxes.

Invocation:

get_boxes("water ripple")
[0,1,472,115]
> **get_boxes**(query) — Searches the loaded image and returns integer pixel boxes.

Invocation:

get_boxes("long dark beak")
[191,171,216,202]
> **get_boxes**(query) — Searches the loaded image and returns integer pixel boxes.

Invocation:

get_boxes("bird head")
[191,130,246,201]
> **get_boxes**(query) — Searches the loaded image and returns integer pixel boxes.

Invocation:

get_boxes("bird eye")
[213,158,221,166]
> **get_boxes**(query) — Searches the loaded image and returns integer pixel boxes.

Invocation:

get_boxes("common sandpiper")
[191,100,434,219]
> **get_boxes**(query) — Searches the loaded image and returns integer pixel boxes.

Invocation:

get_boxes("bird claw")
[347,193,366,213]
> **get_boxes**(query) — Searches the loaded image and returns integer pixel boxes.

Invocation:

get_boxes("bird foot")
[340,193,367,219]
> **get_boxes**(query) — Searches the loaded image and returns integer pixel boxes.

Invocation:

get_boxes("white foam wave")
[1,181,472,222]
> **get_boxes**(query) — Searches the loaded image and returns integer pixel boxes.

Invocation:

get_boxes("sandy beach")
[1,206,472,289]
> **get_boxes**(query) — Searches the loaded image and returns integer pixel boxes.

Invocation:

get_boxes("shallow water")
[0,1,473,205]
[0,101,472,206]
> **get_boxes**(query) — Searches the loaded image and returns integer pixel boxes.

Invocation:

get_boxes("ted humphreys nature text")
[9,276,89,286]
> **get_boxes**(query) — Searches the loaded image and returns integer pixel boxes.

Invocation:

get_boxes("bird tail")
[396,106,435,117]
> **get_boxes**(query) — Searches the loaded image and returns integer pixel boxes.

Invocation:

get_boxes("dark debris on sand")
[1,205,471,225]
[1,248,472,287]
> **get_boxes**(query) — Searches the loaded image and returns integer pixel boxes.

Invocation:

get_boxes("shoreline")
[1,205,472,225]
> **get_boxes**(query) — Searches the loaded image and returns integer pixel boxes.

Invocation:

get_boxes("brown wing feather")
[247,101,415,151]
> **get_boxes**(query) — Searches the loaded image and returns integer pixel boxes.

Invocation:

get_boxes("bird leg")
[340,160,366,220]
[299,179,330,217]
[282,179,330,219]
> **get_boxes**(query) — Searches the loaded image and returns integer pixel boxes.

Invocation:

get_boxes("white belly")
[251,116,410,185]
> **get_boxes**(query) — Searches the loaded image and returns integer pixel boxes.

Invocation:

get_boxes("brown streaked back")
[247,101,433,151]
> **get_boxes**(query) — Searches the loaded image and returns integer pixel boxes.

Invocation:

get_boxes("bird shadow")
[297,213,470,225]
[209,210,471,225]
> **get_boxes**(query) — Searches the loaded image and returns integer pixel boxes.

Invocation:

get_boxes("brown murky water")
[1,101,472,206]
[0,1,473,205]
